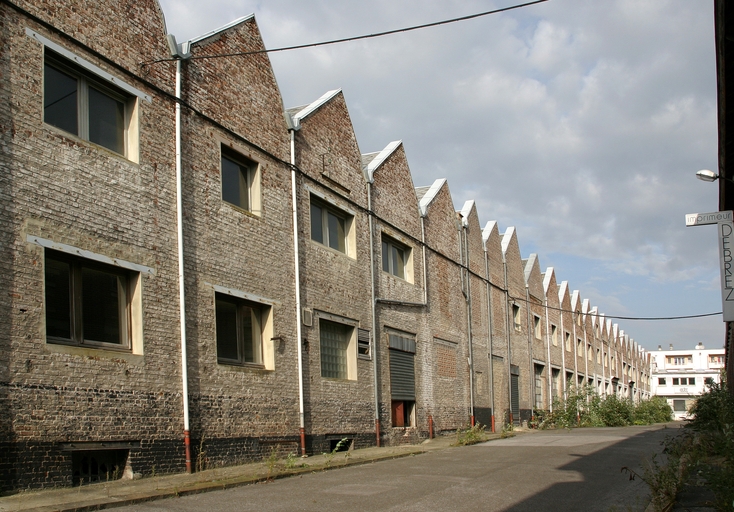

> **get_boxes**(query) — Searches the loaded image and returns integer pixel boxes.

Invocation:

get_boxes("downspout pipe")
[559,304,567,399]
[462,223,475,426]
[484,247,495,432]
[367,182,380,446]
[526,286,533,420]
[168,35,192,474]
[286,115,307,456]
[503,257,512,426]
[544,297,552,412]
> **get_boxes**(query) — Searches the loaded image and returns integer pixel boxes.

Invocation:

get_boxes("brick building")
[0,0,652,492]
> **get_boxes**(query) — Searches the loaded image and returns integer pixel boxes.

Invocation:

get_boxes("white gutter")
[287,121,307,455]
[168,34,192,473]
[483,245,495,431]
[367,183,381,446]
[544,296,552,412]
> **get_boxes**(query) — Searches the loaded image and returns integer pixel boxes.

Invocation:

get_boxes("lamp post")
[696,169,734,184]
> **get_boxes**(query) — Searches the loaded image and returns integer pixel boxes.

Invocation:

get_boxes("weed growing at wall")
[454,423,487,446]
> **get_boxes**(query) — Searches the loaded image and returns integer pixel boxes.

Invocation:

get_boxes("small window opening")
[72,449,128,485]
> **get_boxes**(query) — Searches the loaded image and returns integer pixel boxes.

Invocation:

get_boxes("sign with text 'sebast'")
[685,210,734,321]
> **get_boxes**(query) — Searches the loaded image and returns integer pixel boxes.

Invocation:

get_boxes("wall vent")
[302,308,313,327]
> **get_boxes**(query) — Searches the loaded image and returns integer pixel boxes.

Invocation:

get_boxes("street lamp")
[696,169,734,184]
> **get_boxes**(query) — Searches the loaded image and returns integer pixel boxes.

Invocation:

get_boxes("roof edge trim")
[366,140,402,182]
[189,14,255,45]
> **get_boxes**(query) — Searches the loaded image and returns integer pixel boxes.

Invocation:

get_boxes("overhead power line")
[144,0,549,65]
[508,295,721,321]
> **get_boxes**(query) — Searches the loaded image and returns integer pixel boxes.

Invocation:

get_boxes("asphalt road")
[116,424,678,512]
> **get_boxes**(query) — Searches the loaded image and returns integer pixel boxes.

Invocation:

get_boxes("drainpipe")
[287,120,307,456]
[421,217,428,305]
[526,286,533,420]
[168,35,192,474]
[571,308,580,423]
[367,182,380,446]
[462,223,475,426]
[503,257,512,426]
[484,247,495,432]
[559,305,566,399]
[544,297,552,412]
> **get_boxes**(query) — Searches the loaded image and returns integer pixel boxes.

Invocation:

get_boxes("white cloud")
[157,0,721,349]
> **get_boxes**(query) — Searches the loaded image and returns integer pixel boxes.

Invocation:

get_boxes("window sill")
[43,123,137,164]
[45,341,143,364]
[309,240,355,260]
[217,361,270,372]
[222,201,261,218]
[320,376,357,383]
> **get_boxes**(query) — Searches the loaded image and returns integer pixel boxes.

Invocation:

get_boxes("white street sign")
[685,210,733,226]
[685,210,734,321]
[718,220,734,322]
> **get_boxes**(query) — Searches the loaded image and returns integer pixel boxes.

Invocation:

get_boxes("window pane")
[310,203,323,244]
[221,155,249,210]
[241,305,262,364]
[381,241,389,272]
[392,246,405,279]
[45,257,72,339]
[327,212,345,252]
[44,64,78,135]
[88,87,124,154]
[320,320,350,379]
[81,267,122,344]
[216,298,239,361]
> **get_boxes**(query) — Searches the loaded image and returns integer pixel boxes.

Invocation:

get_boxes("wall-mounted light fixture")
[696,169,734,184]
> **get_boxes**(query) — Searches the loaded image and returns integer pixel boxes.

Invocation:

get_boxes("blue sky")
[158,0,724,352]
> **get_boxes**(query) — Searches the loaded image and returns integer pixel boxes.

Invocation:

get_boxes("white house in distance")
[650,343,726,419]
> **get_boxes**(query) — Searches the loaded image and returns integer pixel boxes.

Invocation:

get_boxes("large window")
[221,147,258,212]
[44,50,132,156]
[310,196,350,254]
[45,250,134,350]
[320,319,354,379]
[215,293,264,366]
[381,235,409,280]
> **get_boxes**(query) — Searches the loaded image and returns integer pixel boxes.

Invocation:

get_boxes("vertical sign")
[685,210,734,321]
[718,220,734,321]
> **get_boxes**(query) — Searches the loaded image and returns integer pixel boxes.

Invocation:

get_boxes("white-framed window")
[45,249,138,351]
[381,234,410,280]
[44,49,136,158]
[215,293,269,367]
[533,315,541,340]
[220,146,260,213]
[310,195,352,255]
[319,318,356,380]
[512,304,521,331]
[668,355,692,366]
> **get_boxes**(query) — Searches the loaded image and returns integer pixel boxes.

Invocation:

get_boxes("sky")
[157,0,724,352]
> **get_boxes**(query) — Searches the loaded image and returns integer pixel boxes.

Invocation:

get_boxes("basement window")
[72,449,128,485]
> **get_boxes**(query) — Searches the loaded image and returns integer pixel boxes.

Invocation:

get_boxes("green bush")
[538,386,673,430]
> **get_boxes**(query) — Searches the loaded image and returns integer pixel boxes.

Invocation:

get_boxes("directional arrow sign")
[686,211,734,321]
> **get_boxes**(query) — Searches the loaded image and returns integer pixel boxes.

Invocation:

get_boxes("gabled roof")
[524,254,538,284]
[571,290,581,311]
[189,15,255,45]
[482,221,498,243]
[460,200,475,227]
[363,140,402,183]
[501,227,516,255]
[287,89,342,128]
[416,178,446,217]
[543,267,555,295]
[558,281,569,303]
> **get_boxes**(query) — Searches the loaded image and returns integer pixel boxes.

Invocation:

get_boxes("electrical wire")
[508,295,721,321]
[142,0,549,65]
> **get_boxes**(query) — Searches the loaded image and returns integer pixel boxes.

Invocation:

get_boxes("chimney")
[658,345,662,351]
[695,342,705,350]
[669,344,673,350]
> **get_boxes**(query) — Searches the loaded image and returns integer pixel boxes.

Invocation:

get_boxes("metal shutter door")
[389,349,415,401]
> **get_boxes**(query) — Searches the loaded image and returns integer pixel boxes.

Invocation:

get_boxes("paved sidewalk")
[0,431,510,512]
